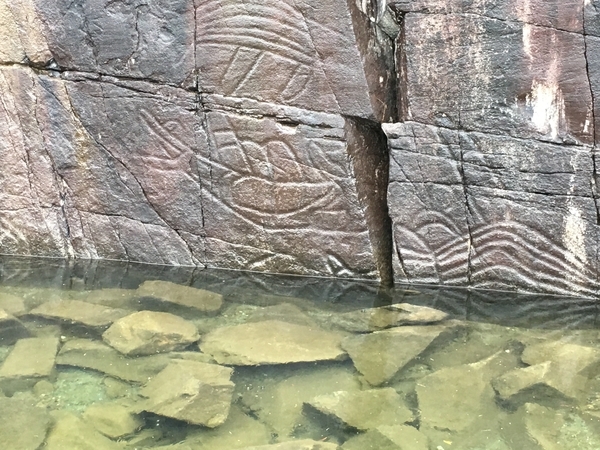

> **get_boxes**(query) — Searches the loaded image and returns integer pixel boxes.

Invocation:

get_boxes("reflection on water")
[1,256,600,449]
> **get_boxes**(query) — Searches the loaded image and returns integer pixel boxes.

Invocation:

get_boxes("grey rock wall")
[387,0,600,296]
[1,0,599,296]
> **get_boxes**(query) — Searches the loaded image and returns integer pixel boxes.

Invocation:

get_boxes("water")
[1,256,600,449]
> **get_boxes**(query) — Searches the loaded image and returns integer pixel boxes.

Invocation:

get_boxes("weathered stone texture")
[196,0,396,121]
[200,108,376,277]
[386,121,599,295]
[2,0,600,296]
[399,12,592,144]
[34,0,195,86]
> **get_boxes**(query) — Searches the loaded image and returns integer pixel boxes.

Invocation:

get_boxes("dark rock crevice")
[344,116,394,286]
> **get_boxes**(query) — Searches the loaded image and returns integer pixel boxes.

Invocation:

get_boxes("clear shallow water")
[1,257,600,449]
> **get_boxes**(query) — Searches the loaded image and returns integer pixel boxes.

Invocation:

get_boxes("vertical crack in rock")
[344,116,394,286]
[457,126,474,285]
[394,11,410,121]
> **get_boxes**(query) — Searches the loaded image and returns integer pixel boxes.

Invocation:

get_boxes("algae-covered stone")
[0,397,52,450]
[83,401,143,439]
[341,325,446,385]
[45,411,124,450]
[30,299,130,328]
[103,310,199,356]
[57,338,170,383]
[200,320,346,365]
[305,388,413,431]
[137,280,223,313]
[140,359,234,427]
[334,303,448,333]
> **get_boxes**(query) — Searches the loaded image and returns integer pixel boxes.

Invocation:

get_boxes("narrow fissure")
[344,116,394,286]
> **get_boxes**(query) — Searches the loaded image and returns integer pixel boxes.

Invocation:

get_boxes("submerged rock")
[242,440,339,450]
[185,404,271,449]
[56,339,170,383]
[492,361,587,403]
[522,341,600,377]
[333,303,448,333]
[83,401,143,439]
[502,403,565,450]
[137,280,223,313]
[0,309,31,345]
[0,397,52,450]
[45,411,124,450]
[240,365,360,438]
[341,325,447,385]
[418,349,519,435]
[0,336,59,393]
[341,425,429,450]
[140,359,234,427]
[102,311,199,356]
[305,388,413,431]
[30,299,130,329]
[200,320,346,365]
[0,292,26,316]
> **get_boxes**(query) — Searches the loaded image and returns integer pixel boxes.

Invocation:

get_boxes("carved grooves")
[344,117,394,286]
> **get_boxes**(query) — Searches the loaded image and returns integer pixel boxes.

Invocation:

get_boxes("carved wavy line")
[197,37,314,66]
[472,264,596,296]
[473,225,594,276]
[197,2,307,31]
[411,210,466,236]
[473,239,596,285]
[198,19,315,57]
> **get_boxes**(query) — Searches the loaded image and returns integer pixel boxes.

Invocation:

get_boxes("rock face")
[0,0,394,284]
[1,0,600,296]
[386,0,600,296]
